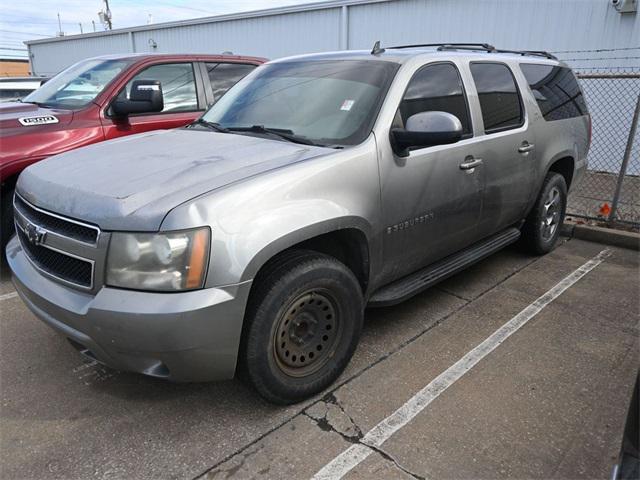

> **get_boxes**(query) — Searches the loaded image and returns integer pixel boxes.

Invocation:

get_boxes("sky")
[0,0,320,59]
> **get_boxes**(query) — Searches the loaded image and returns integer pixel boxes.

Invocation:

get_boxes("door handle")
[518,142,535,154]
[459,158,483,170]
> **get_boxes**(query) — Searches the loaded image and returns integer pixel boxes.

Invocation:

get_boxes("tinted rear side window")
[520,64,588,121]
[399,63,472,135]
[205,62,256,102]
[470,63,523,133]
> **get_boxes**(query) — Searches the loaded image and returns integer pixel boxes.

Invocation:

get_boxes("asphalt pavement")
[0,237,638,480]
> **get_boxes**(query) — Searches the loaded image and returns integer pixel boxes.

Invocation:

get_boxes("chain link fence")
[567,67,640,227]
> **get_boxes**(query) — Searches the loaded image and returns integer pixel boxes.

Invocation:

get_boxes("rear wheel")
[521,172,567,255]
[241,250,363,404]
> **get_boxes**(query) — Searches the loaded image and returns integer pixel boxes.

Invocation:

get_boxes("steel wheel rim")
[541,186,562,240]
[273,289,341,378]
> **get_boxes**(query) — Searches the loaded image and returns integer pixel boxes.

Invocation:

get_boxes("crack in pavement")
[304,395,426,480]
[365,443,427,480]
[194,249,550,479]
[204,444,264,479]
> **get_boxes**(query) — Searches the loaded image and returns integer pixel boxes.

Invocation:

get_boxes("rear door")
[467,62,536,237]
[101,62,205,140]
[200,62,257,108]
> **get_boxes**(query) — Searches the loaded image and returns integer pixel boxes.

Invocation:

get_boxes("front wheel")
[241,250,364,404]
[521,172,567,255]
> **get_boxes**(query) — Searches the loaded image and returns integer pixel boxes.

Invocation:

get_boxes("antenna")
[371,40,385,55]
[56,13,65,37]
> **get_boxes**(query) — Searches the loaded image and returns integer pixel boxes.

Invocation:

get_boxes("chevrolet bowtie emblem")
[24,222,47,246]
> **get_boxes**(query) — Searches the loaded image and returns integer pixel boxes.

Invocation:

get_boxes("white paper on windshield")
[340,99,355,111]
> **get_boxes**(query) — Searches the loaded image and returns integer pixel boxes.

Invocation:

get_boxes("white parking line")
[0,292,18,302]
[312,249,611,480]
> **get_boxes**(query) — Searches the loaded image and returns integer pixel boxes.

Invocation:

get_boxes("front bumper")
[6,236,252,382]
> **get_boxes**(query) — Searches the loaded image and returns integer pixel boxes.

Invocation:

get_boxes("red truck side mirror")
[111,80,164,117]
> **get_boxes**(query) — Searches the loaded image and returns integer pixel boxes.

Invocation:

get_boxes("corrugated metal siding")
[347,0,639,68]
[130,8,341,59]
[27,0,639,74]
[30,34,131,75]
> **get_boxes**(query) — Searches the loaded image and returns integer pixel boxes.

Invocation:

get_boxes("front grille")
[17,228,93,287]
[14,195,99,244]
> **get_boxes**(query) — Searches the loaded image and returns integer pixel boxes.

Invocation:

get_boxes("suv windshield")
[201,60,398,146]
[22,58,131,110]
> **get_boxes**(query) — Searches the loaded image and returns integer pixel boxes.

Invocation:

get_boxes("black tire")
[1,186,15,259]
[521,172,567,255]
[241,250,364,404]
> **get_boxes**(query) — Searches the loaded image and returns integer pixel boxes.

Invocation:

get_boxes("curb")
[561,223,640,251]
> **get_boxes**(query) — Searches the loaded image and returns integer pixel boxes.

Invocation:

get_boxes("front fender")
[239,216,372,283]
[160,136,382,287]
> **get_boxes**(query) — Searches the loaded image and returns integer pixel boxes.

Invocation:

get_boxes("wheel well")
[257,229,370,294]
[0,174,17,194]
[548,157,574,189]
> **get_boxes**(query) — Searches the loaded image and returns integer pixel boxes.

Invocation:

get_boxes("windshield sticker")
[18,115,59,126]
[340,99,355,111]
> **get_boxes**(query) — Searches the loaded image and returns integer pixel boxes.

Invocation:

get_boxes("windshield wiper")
[190,118,230,133]
[20,100,54,108]
[227,125,321,147]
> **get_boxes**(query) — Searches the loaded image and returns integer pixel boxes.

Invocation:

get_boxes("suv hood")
[17,128,332,231]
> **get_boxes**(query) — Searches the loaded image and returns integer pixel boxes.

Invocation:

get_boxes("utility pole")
[104,0,112,30]
[98,0,113,30]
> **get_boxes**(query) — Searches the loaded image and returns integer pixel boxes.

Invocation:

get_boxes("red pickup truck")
[0,53,266,247]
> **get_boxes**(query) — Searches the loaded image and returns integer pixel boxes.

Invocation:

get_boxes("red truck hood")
[0,102,74,133]
[0,102,76,176]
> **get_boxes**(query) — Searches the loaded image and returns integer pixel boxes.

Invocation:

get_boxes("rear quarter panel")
[513,62,590,200]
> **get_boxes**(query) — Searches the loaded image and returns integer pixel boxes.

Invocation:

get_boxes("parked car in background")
[0,76,49,103]
[0,53,266,248]
[7,43,590,404]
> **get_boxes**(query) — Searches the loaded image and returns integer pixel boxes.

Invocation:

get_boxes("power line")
[0,29,51,37]
[560,56,640,61]
[552,46,640,54]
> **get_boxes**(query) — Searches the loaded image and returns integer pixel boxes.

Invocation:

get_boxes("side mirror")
[390,111,463,157]
[111,80,164,117]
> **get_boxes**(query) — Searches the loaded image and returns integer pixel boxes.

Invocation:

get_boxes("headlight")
[106,228,210,291]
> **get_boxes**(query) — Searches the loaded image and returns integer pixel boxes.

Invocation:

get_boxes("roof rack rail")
[493,49,558,60]
[388,43,496,51]
[386,43,558,60]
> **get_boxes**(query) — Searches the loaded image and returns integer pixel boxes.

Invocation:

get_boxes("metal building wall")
[26,0,640,76]
[347,0,639,69]
[130,8,342,60]
[29,33,131,74]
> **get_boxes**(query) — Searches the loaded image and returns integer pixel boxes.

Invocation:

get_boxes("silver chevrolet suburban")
[6,43,590,404]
